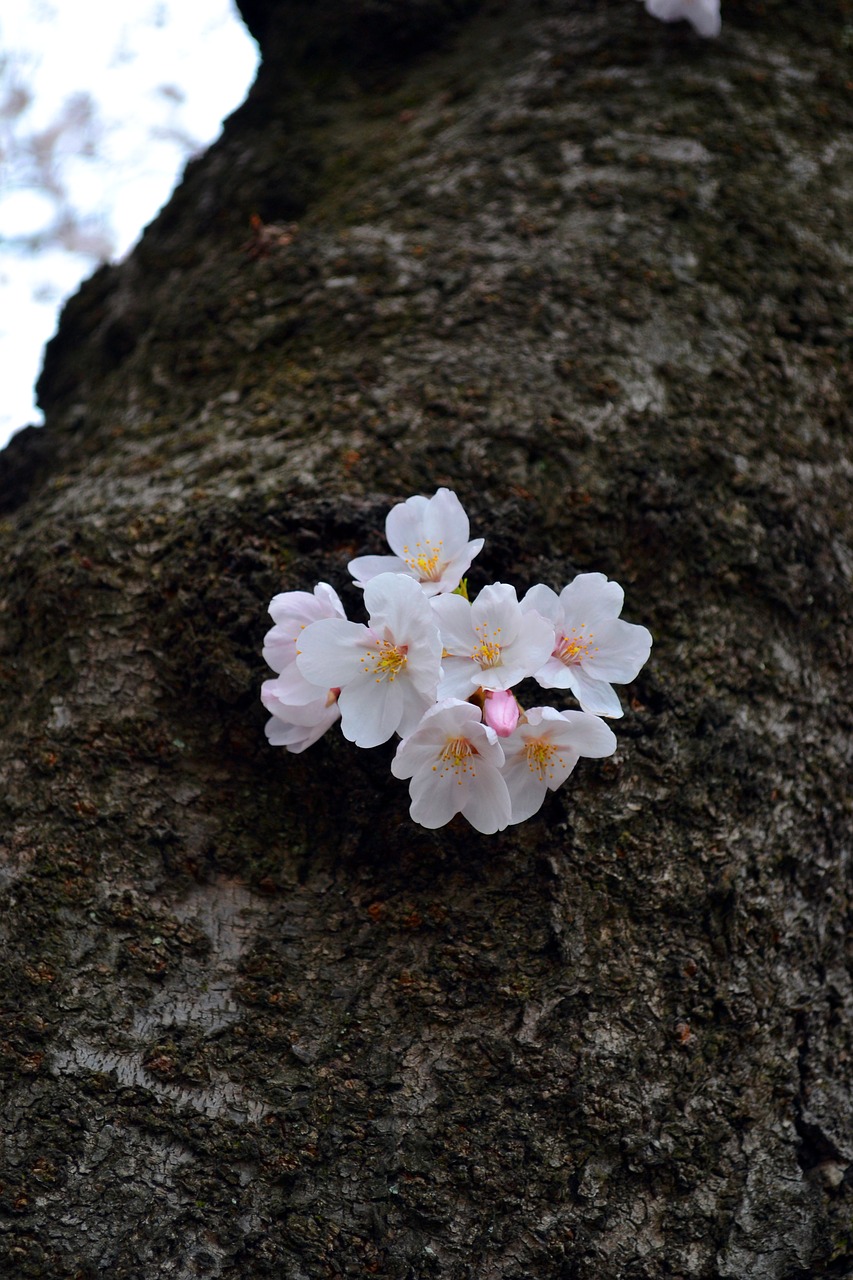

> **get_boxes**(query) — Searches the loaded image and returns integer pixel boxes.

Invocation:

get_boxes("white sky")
[0,0,258,449]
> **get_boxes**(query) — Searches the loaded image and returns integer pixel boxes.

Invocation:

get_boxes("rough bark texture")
[1,1,852,1276]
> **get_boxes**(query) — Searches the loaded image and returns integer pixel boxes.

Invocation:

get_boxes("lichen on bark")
[0,1,851,1276]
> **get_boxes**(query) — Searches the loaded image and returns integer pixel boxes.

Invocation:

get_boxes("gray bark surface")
[1,1,851,1276]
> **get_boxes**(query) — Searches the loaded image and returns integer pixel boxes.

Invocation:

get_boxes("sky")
[0,0,259,450]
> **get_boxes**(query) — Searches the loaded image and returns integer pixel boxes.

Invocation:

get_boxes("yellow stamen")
[473,640,502,667]
[434,735,479,784]
[401,539,444,582]
[359,640,408,683]
[524,739,566,782]
[555,624,597,666]
[472,621,503,669]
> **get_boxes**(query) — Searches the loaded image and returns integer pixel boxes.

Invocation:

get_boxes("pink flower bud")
[483,689,520,738]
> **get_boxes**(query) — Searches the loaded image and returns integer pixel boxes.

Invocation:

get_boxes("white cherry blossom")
[523,574,652,718]
[432,582,555,699]
[348,488,484,597]
[643,0,720,37]
[391,700,511,834]
[262,582,346,675]
[501,707,617,824]
[296,573,443,748]
[261,682,341,754]
[261,582,346,751]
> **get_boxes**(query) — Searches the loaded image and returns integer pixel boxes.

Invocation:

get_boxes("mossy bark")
[1,1,852,1276]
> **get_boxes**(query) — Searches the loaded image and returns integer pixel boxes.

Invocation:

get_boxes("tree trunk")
[1,1,851,1276]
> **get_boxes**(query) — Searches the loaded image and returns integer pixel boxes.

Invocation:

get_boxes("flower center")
[554,625,596,667]
[472,621,503,669]
[402,539,443,582]
[437,736,479,783]
[361,640,408,682]
[524,738,566,782]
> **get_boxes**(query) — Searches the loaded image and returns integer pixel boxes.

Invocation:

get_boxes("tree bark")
[1,1,851,1276]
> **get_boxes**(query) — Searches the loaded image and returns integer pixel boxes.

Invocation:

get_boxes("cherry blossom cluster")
[261,489,652,834]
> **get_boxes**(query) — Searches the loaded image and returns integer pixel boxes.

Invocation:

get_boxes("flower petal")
[296,618,372,688]
[348,554,409,588]
[397,677,436,739]
[501,609,556,674]
[364,571,436,642]
[431,592,475,654]
[565,666,624,717]
[385,494,431,559]
[471,582,521,646]
[531,655,578,690]
[391,736,443,780]
[338,672,404,747]
[501,755,549,824]
[436,657,481,699]
[460,766,512,834]
[263,662,328,708]
[268,582,344,628]
[554,709,619,758]
[432,539,484,596]
[264,699,340,752]
[521,583,561,627]
[581,619,652,683]
[422,487,471,553]
[559,573,624,625]
[645,0,720,36]
[262,630,297,675]
[263,582,345,672]
[408,766,466,829]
